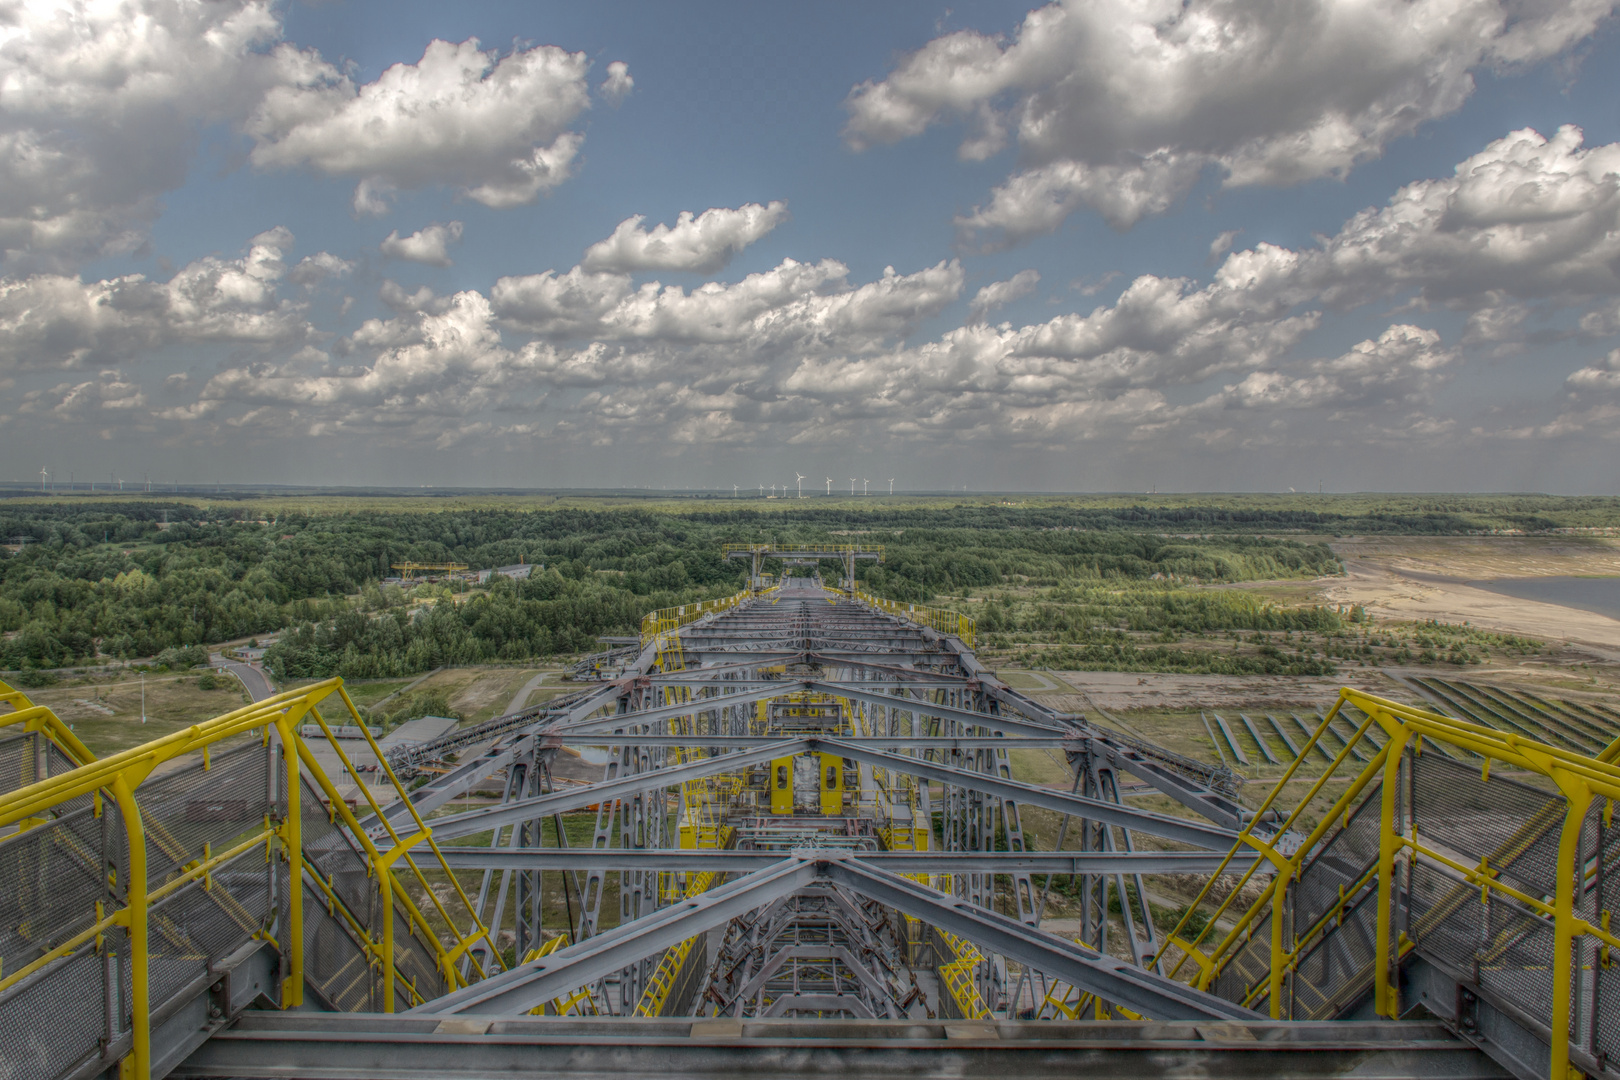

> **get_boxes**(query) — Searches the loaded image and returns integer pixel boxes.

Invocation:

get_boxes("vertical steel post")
[380,857,396,1012]
[276,717,304,1007]
[111,774,148,1080]
[1373,724,1409,1018]
[1551,783,1595,1080]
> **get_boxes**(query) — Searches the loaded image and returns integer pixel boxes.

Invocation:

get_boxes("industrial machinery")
[3,570,1611,1079]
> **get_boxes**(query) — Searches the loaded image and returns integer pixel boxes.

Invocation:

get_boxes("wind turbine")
[825,477,833,495]
[733,484,739,498]
[39,466,47,492]
[849,477,857,496]
[758,484,764,497]
[862,478,869,495]
[794,472,806,499]
[888,478,895,495]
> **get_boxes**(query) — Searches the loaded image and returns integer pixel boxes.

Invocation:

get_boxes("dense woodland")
[0,494,1592,678]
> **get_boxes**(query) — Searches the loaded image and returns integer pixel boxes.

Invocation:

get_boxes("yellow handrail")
[0,676,501,1080]
[1163,687,1620,1080]
[853,588,976,649]
[640,589,754,648]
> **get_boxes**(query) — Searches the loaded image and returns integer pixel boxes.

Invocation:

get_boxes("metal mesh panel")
[1211,909,1273,1007]
[299,777,377,933]
[0,944,109,1080]
[303,882,377,1012]
[393,911,447,1005]
[1290,885,1382,1019]
[1295,791,1384,932]
[1413,752,1564,898]
[1477,894,1557,1026]
[0,796,121,978]
[137,741,272,884]
[145,849,273,1007]
[0,730,38,796]
[1595,815,1620,1065]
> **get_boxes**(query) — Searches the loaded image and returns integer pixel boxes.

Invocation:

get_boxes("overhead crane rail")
[4,566,1595,1080]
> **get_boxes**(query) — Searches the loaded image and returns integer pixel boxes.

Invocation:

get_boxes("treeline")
[263,573,661,680]
[2,503,1347,673]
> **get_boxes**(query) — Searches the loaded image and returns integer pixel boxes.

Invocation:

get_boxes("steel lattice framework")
[6,572,1612,1080]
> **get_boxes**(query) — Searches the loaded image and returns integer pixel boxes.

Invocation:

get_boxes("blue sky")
[6,0,1620,492]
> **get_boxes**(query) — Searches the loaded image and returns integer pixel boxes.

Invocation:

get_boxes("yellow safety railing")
[854,588,976,649]
[521,934,599,1016]
[637,870,722,1016]
[936,928,994,1020]
[1157,688,1620,1080]
[0,676,503,1080]
[640,589,753,648]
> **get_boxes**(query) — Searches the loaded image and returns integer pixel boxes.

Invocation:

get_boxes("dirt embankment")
[1318,536,1620,659]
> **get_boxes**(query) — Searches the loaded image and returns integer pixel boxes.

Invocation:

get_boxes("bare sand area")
[1043,670,1406,713]
[1309,536,1620,657]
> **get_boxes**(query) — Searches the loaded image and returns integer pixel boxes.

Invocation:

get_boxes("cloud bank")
[843,0,1615,244]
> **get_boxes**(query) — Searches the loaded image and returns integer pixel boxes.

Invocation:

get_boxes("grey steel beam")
[371,738,530,837]
[546,684,799,734]
[434,849,1259,874]
[817,737,1241,850]
[426,733,1236,848]
[763,993,876,1018]
[544,735,1074,749]
[428,738,810,840]
[823,858,1255,1022]
[179,1014,1505,1080]
[807,681,1078,738]
[411,858,821,1015]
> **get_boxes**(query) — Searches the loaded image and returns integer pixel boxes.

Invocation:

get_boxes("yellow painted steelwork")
[0,677,504,1080]
[770,755,794,815]
[1157,687,1620,1080]
[853,588,975,650]
[639,588,753,648]
[819,752,844,815]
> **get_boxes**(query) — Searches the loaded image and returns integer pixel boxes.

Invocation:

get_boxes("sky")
[5,1,1620,494]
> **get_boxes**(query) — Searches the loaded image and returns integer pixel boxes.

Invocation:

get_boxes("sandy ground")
[1318,536,1620,658]
[1045,670,1407,712]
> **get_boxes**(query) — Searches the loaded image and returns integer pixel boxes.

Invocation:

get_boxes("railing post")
[1551,782,1594,1080]
[1269,863,1291,1018]
[1373,722,1410,1018]
[380,859,396,1011]
[111,774,148,1080]
[276,717,304,1007]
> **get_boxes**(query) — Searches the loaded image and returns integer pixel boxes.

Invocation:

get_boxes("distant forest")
[0,493,1601,678]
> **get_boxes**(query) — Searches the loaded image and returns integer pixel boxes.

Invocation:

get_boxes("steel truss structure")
[6,573,1608,1079]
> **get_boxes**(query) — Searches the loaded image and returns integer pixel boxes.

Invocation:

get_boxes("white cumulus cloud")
[0,227,327,370]
[247,38,601,211]
[380,222,465,267]
[0,0,318,268]
[968,269,1040,321]
[599,60,634,106]
[581,203,790,274]
[844,0,1615,243]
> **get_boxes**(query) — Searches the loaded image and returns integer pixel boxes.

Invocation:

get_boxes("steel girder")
[816,737,1240,850]
[427,739,803,840]
[427,733,1239,848]
[543,734,1075,749]
[819,858,1255,1022]
[434,849,1260,873]
[417,854,1252,1022]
